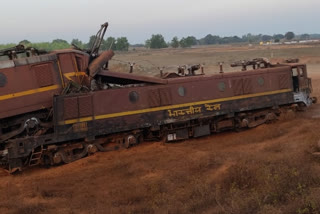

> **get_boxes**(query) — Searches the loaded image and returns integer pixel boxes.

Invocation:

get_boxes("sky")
[1,0,320,44]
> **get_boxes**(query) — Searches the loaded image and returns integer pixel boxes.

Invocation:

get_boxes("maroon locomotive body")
[52,62,313,144]
[0,23,316,172]
[0,49,89,119]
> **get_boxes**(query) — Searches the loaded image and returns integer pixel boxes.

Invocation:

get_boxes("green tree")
[171,37,179,48]
[32,42,54,51]
[273,34,284,41]
[102,37,116,50]
[51,39,70,50]
[71,38,85,49]
[300,34,310,40]
[86,35,97,49]
[19,40,31,45]
[0,43,17,50]
[145,39,151,48]
[187,36,197,45]
[262,35,272,42]
[115,37,129,51]
[149,34,168,49]
[179,36,197,48]
[52,39,69,44]
[179,37,189,48]
[243,33,261,44]
[285,32,295,40]
[226,36,242,44]
[199,34,220,45]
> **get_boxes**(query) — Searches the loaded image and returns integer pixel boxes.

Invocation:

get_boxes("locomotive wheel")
[265,112,276,123]
[52,143,88,164]
[123,135,137,149]
[312,97,317,104]
[87,144,98,154]
[53,152,63,165]
[297,103,307,111]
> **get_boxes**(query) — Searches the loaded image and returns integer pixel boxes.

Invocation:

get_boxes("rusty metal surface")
[53,90,294,142]
[0,54,57,68]
[78,95,93,117]
[88,50,114,77]
[0,48,91,120]
[243,78,252,94]
[33,64,55,87]
[89,22,109,58]
[64,97,79,120]
[232,79,243,96]
[148,89,161,107]
[54,65,294,127]
[14,54,57,66]
[52,49,90,55]
[159,88,172,106]
[230,58,270,70]
[0,61,61,119]
[98,70,168,85]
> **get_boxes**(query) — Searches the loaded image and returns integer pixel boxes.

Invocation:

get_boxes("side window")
[178,86,186,96]
[292,68,298,76]
[129,91,139,103]
[0,73,7,87]
[218,82,226,92]
[257,77,264,86]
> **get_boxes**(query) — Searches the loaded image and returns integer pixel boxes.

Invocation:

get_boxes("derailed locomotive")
[0,23,317,172]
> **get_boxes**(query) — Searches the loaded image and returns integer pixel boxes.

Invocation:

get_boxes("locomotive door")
[291,65,308,92]
[291,67,299,92]
[297,65,308,90]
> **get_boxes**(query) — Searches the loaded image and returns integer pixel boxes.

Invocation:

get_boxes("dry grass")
[110,43,320,76]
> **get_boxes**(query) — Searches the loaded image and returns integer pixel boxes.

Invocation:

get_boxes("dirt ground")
[1,44,320,214]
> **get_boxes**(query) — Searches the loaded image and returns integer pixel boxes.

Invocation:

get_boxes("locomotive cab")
[291,64,312,93]
[290,64,315,106]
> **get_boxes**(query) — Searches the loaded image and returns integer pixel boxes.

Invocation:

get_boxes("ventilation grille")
[232,79,243,96]
[279,74,290,89]
[148,89,161,107]
[33,64,54,87]
[64,97,78,120]
[159,88,172,106]
[243,78,252,94]
[63,95,93,120]
[78,95,93,117]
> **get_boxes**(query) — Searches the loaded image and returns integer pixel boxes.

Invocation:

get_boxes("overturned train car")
[0,46,317,172]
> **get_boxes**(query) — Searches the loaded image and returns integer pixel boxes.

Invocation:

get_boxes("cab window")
[292,68,298,76]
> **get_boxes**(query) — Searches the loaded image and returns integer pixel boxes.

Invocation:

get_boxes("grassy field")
[0,44,320,214]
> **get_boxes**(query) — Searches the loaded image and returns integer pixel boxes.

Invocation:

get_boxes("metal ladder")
[29,146,43,166]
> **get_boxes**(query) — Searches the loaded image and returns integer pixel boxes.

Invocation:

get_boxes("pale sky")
[1,0,320,44]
